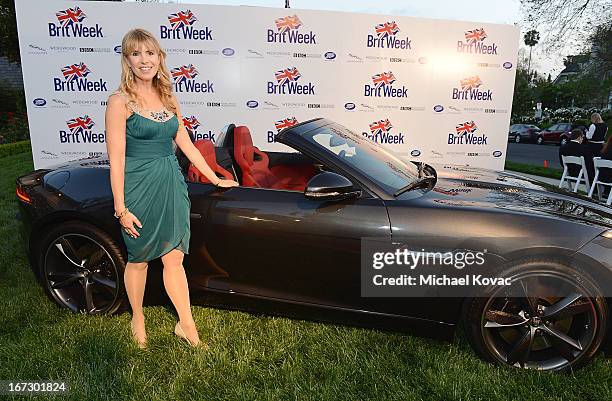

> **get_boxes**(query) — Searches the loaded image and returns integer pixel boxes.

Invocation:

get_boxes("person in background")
[586,112,608,157]
[598,134,612,197]
[559,128,595,182]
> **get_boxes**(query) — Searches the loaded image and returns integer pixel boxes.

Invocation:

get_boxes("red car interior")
[232,126,315,190]
[187,140,234,184]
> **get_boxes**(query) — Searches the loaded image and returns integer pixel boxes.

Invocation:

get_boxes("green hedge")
[0,140,32,158]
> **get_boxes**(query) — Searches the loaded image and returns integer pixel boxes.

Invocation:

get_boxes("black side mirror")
[304,171,361,201]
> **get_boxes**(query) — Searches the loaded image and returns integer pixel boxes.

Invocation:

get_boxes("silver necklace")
[150,109,170,122]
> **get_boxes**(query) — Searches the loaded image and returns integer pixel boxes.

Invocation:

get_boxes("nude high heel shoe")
[174,321,208,350]
[130,318,147,349]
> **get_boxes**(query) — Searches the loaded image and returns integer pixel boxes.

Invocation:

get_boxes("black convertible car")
[16,118,612,372]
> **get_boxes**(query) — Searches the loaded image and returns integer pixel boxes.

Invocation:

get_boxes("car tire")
[514,135,521,143]
[560,137,569,147]
[462,258,608,372]
[37,221,127,315]
[536,135,544,145]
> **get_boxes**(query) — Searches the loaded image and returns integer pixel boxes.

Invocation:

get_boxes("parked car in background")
[537,123,587,146]
[508,124,541,143]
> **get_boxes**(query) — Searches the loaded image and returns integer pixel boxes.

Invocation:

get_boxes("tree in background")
[0,0,20,63]
[523,29,540,77]
[514,1,611,113]
[520,0,611,52]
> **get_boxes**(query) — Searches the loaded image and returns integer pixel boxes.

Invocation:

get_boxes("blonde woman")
[105,28,238,349]
[586,112,608,157]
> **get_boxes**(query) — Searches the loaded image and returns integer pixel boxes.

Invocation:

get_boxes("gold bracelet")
[114,207,129,219]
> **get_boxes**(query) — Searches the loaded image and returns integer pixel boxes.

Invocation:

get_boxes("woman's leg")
[161,248,200,344]
[124,261,149,344]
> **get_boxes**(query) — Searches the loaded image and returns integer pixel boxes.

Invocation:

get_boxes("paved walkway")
[506,143,560,167]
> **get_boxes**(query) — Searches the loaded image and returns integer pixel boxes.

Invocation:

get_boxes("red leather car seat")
[187,140,234,184]
[233,126,315,190]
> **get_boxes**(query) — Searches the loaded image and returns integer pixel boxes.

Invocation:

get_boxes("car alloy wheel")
[481,276,598,370]
[560,138,568,147]
[39,222,126,315]
[463,259,608,372]
[537,136,544,145]
[515,135,521,143]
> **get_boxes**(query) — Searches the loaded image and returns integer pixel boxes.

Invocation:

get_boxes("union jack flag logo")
[375,21,399,39]
[275,117,298,133]
[66,115,94,135]
[464,28,487,44]
[168,10,197,30]
[56,6,86,28]
[371,71,396,89]
[460,76,482,91]
[275,15,302,33]
[275,67,301,85]
[369,119,393,135]
[61,63,91,83]
[182,116,201,132]
[171,64,198,84]
[455,121,478,136]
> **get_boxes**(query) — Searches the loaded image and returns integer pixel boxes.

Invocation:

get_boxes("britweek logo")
[457,28,498,55]
[267,117,299,142]
[59,115,105,143]
[268,15,316,44]
[160,10,213,40]
[49,6,103,38]
[448,121,488,145]
[367,21,411,50]
[451,76,493,101]
[171,64,214,93]
[183,115,215,141]
[363,119,405,144]
[364,71,408,98]
[268,67,315,95]
[53,62,108,92]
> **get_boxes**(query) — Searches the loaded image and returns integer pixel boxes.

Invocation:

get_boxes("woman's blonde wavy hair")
[118,28,175,113]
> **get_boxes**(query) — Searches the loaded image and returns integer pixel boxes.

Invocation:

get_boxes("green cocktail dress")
[121,101,191,263]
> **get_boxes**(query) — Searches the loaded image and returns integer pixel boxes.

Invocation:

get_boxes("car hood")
[44,155,110,170]
[419,164,612,228]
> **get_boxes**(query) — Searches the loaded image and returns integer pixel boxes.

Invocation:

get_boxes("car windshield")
[301,123,421,195]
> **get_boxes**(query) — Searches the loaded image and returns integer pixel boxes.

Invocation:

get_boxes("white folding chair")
[559,155,591,193]
[588,158,612,206]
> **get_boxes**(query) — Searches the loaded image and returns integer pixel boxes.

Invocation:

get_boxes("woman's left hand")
[217,179,239,188]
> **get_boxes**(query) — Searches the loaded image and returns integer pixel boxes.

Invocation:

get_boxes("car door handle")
[190,213,202,219]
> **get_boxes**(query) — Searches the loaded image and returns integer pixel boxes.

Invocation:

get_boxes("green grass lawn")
[0,151,610,401]
[505,161,564,180]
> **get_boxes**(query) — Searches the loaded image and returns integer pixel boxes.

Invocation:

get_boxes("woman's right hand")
[120,212,143,238]
[217,179,239,188]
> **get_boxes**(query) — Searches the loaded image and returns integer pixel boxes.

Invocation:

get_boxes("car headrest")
[215,124,236,148]
[193,139,215,160]
[234,126,253,145]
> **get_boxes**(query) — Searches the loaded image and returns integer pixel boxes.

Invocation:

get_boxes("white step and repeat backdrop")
[15,0,519,170]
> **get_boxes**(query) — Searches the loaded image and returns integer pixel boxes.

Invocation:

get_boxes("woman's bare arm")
[105,94,128,213]
[105,93,142,237]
